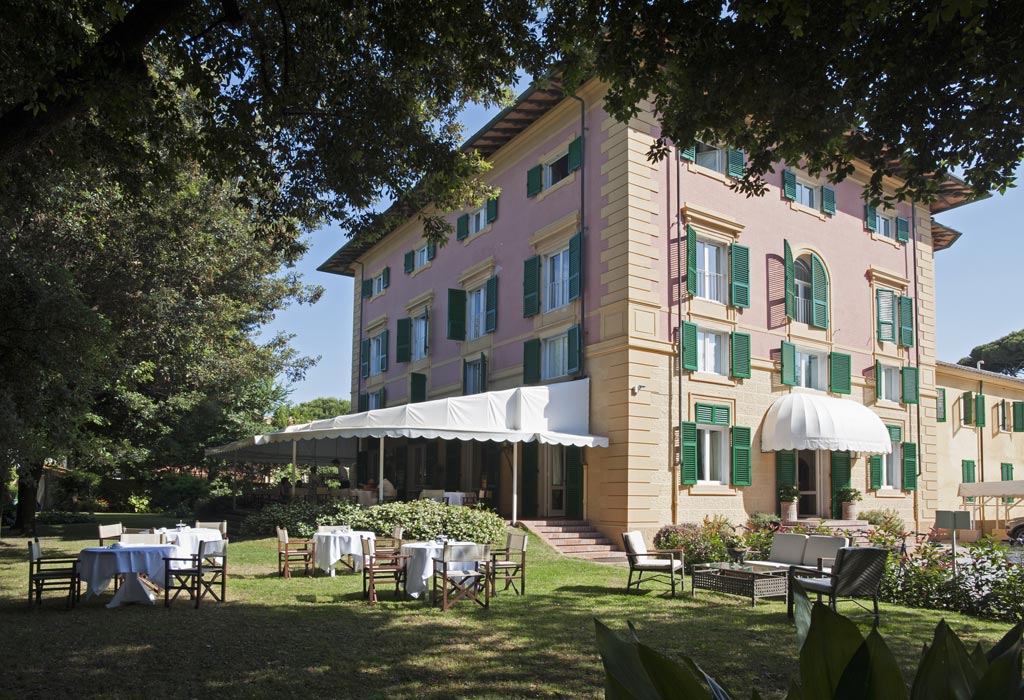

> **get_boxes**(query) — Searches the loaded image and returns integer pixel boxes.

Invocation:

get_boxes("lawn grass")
[0,513,1014,699]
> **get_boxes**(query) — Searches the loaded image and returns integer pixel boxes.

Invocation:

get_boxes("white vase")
[781,500,798,523]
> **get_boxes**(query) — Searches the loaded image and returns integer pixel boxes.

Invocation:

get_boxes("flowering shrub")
[861,507,905,532]
[654,516,733,569]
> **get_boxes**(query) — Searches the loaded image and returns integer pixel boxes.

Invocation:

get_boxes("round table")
[78,545,178,608]
[158,527,223,556]
[313,531,375,575]
[400,541,475,598]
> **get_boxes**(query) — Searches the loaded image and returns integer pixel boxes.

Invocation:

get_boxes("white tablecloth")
[158,527,224,556]
[401,541,475,598]
[444,491,469,506]
[313,531,375,574]
[78,545,178,607]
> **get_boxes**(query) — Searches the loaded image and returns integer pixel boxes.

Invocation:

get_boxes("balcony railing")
[696,271,725,303]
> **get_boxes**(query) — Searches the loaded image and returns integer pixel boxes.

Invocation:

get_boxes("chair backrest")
[420,490,445,503]
[443,543,489,563]
[195,520,228,537]
[507,533,528,552]
[801,535,849,567]
[121,533,164,545]
[767,533,809,565]
[98,523,123,542]
[621,531,648,558]
[392,524,403,539]
[28,538,42,563]
[198,539,227,565]
[832,547,890,597]
[360,536,376,559]
[317,525,341,534]
[276,526,289,544]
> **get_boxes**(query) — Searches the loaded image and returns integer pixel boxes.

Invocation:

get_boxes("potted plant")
[723,531,749,564]
[837,487,863,520]
[779,485,800,523]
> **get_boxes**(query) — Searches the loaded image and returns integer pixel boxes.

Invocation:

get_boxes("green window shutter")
[865,204,878,232]
[829,352,851,394]
[565,446,583,520]
[782,170,796,200]
[731,332,751,379]
[361,279,372,298]
[685,225,697,296]
[962,391,974,425]
[784,240,795,319]
[780,341,797,386]
[681,145,696,161]
[876,289,896,343]
[1014,401,1024,432]
[526,165,542,198]
[521,442,538,518]
[382,267,390,289]
[899,296,915,347]
[875,360,882,400]
[869,455,883,490]
[936,388,947,423]
[486,196,498,223]
[886,425,903,442]
[727,149,745,179]
[1002,463,1014,481]
[681,321,698,371]
[568,231,582,301]
[456,214,469,241]
[975,393,987,427]
[776,450,797,487]
[902,442,918,491]
[822,186,836,215]
[830,451,852,518]
[695,403,729,426]
[523,339,541,383]
[404,251,415,274]
[379,329,389,372]
[962,460,976,490]
[377,386,387,408]
[410,373,426,403]
[446,288,466,340]
[567,324,581,374]
[896,216,910,243]
[567,136,583,172]
[523,256,540,317]
[1004,400,1011,431]
[810,253,828,329]
[427,242,436,260]
[396,318,411,363]
[901,366,919,404]
[681,421,698,485]
[360,338,370,378]
[484,276,498,334]
[357,393,368,412]
[730,243,750,308]
[731,426,752,487]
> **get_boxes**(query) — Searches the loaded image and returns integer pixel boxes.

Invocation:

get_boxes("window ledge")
[462,224,494,246]
[788,200,828,221]
[686,161,732,185]
[871,232,902,249]
[409,262,432,278]
[875,398,902,409]
[369,289,388,302]
[534,170,577,202]
[691,372,735,387]
[686,484,737,496]
[873,489,908,499]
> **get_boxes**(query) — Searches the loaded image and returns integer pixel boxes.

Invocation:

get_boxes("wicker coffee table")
[691,562,788,607]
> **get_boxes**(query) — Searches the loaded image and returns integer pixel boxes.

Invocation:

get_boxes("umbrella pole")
[378,437,385,504]
[291,441,297,498]
[512,442,519,525]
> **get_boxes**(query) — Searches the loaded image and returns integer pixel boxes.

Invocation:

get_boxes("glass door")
[547,446,566,516]
[797,450,817,517]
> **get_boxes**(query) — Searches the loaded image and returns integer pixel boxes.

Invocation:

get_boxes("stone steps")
[519,519,624,561]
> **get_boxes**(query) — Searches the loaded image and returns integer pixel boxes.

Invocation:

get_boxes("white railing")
[697,271,725,303]
[796,297,813,324]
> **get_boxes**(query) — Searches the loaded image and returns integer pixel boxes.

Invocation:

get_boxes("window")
[882,441,903,490]
[466,286,487,340]
[697,426,729,485]
[544,247,570,312]
[464,357,485,395]
[878,364,901,402]
[877,213,896,239]
[795,348,826,390]
[415,245,430,269]
[697,329,728,376]
[1000,401,1011,432]
[373,272,387,295]
[794,180,817,209]
[412,312,429,361]
[794,258,813,324]
[694,142,727,174]
[542,332,569,380]
[544,150,571,189]
[370,332,387,376]
[696,240,726,303]
[367,390,383,410]
[469,205,488,235]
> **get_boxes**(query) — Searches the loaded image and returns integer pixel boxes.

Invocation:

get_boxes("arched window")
[784,243,829,329]
[794,258,812,324]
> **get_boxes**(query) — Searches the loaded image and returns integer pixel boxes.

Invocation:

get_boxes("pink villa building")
[319,78,995,544]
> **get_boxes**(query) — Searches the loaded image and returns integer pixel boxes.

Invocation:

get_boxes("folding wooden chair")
[433,543,490,611]
[490,533,527,596]
[195,520,228,538]
[164,539,228,608]
[276,526,314,578]
[28,539,80,608]
[361,537,408,604]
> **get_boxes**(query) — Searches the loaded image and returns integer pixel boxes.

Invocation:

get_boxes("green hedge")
[243,498,506,543]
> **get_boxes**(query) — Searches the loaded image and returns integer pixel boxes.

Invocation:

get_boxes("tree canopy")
[271,397,351,430]
[960,330,1024,377]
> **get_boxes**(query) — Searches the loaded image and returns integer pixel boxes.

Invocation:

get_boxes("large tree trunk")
[13,462,44,535]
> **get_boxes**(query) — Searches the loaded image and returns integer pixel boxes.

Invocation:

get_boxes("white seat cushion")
[801,536,848,567]
[767,533,808,566]
[635,559,683,571]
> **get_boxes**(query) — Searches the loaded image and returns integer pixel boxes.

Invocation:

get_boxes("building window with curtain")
[466,285,486,340]
[697,425,729,485]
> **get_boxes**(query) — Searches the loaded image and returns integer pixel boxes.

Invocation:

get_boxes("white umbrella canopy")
[761,393,892,454]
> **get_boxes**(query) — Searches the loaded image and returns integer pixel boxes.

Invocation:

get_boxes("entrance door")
[547,446,566,516]
[797,449,818,517]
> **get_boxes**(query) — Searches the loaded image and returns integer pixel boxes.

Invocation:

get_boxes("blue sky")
[263,106,1022,405]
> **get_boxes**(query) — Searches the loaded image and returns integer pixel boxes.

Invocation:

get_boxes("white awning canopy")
[958,480,1024,499]
[760,393,892,454]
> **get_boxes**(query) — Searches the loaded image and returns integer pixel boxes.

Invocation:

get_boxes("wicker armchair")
[276,526,315,578]
[788,546,889,625]
[622,531,683,597]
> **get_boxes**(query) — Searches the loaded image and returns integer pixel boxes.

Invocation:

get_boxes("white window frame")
[544,150,571,189]
[794,180,818,209]
[541,332,570,380]
[696,239,727,304]
[694,142,727,174]
[414,245,430,269]
[795,348,826,391]
[464,358,485,395]
[794,257,813,324]
[373,273,387,295]
[1000,401,1010,432]
[465,285,487,341]
[469,205,488,235]
[412,312,429,361]
[367,391,383,410]
[882,441,902,490]
[543,247,571,312]
[697,425,729,485]
[697,329,728,376]
[877,212,896,239]
[879,364,901,402]
[369,333,387,376]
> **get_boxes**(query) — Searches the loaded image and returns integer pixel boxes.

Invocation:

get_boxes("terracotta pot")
[781,500,798,523]
[842,501,858,521]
